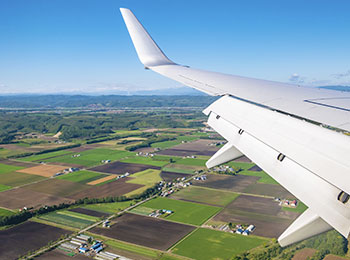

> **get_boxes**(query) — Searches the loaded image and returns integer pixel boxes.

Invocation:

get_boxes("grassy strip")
[105,239,160,258]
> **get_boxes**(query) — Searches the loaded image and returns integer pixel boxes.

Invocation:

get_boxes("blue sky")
[0,0,350,94]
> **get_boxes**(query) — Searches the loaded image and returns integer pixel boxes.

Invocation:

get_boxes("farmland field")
[87,174,116,185]
[0,171,46,187]
[170,186,239,207]
[0,207,15,217]
[91,161,160,175]
[17,164,69,177]
[45,148,133,167]
[0,221,72,259]
[69,177,142,199]
[160,171,190,182]
[91,213,195,250]
[0,184,12,192]
[121,156,169,167]
[83,201,134,214]
[243,183,296,198]
[68,207,110,218]
[171,228,266,260]
[105,239,161,259]
[139,197,221,225]
[0,188,73,209]
[174,158,207,167]
[127,169,162,186]
[0,163,24,174]
[213,194,300,238]
[57,170,107,184]
[193,174,260,192]
[39,211,95,229]
[23,178,89,197]
[17,150,74,162]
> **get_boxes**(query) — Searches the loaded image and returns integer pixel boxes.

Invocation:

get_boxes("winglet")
[120,8,176,67]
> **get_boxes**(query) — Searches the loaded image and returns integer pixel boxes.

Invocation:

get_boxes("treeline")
[0,95,218,108]
[0,183,161,227]
[0,110,205,143]
[232,230,348,260]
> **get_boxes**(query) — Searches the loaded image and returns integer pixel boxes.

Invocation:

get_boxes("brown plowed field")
[193,174,259,192]
[69,178,142,199]
[90,161,160,175]
[68,207,110,217]
[0,159,37,167]
[292,248,317,260]
[0,188,72,209]
[17,164,69,177]
[323,255,349,260]
[23,179,89,197]
[0,221,72,259]
[227,195,281,215]
[91,213,195,250]
[213,194,300,238]
[248,165,262,171]
[160,171,190,182]
[243,183,296,199]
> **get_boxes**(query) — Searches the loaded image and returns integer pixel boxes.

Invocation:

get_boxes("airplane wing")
[120,8,350,246]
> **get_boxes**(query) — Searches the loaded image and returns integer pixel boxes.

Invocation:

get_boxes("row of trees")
[0,183,162,227]
[125,134,176,151]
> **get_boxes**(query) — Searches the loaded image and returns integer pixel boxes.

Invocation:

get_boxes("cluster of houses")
[211,165,236,173]
[194,175,207,181]
[101,159,111,164]
[183,155,196,159]
[102,220,110,228]
[116,172,130,180]
[59,234,129,259]
[136,152,154,157]
[72,154,81,158]
[149,209,173,218]
[159,178,192,197]
[209,141,226,146]
[54,167,80,177]
[235,224,255,236]
[274,197,298,207]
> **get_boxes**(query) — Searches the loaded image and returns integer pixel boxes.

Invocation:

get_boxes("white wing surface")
[120,8,350,246]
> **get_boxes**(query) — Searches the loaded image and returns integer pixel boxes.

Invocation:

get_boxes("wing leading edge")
[120,8,350,246]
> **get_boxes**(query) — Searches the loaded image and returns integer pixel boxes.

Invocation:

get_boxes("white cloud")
[289,73,305,84]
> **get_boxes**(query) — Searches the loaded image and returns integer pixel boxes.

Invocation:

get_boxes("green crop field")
[0,207,15,217]
[0,163,25,174]
[139,197,221,225]
[58,210,100,222]
[105,239,160,259]
[57,170,106,184]
[129,206,154,216]
[151,136,198,149]
[227,161,255,171]
[17,150,74,162]
[174,158,207,167]
[0,172,46,187]
[171,228,266,260]
[83,201,134,214]
[121,156,169,167]
[162,167,194,174]
[0,148,28,159]
[45,148,133,167]
[0,184,12,192]
[39,211,95,229]
[127,169,162,186]
[171,186,239,207]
